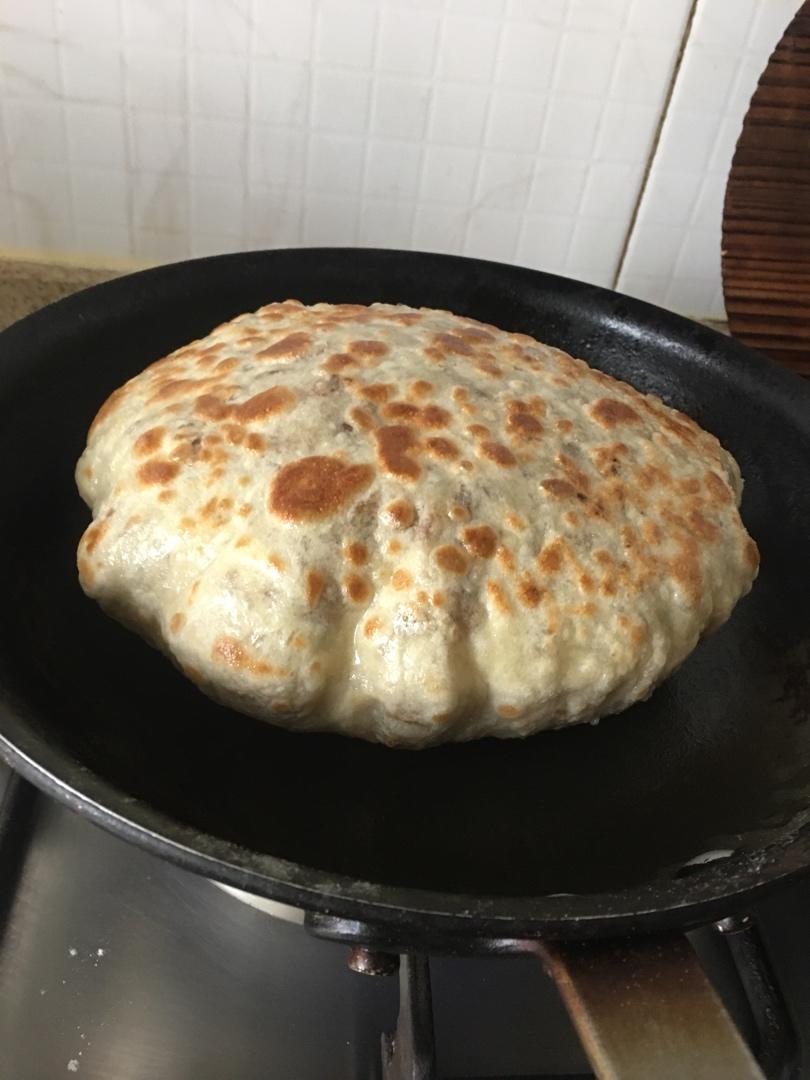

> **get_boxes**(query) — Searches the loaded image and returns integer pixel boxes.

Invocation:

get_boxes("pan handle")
[529,933,765,1080]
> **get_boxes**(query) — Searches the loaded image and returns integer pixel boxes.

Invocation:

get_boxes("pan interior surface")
[0,249,809,911]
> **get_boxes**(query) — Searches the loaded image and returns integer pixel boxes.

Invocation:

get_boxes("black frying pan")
[0,249,808,1073]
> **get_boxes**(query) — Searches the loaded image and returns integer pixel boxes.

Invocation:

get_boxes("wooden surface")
[722,3,810,375]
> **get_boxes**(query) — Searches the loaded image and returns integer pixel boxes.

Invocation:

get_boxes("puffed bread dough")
[76,302,759,747]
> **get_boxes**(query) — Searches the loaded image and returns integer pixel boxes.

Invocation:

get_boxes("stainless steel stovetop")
[1,762,809,1079]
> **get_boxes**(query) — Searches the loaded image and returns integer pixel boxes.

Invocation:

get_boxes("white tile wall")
[0,0,801,318]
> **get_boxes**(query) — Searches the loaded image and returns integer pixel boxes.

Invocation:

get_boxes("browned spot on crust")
[193,344,223,367]
[199,496,234,524]
[195,394,231,421]
[169,613,185,634]
[452,386,477,414]
[234,385,296,422]
[541,478,576,499]
[459,323,496,342]
[578,572,595,594]
[643,521,663,545]
[267,554,285,574]
[660,412,699,445]
[215,356,239,373]
[705,470,733,504]
[556,418,574,435]
[137,459,180,486]
[256,331,311,359]
[745,538,760,570]
[425,436,459,460]
[235,535,250,548]
[420,405,452,427]
[182,664,204,685]
[450,504,469,522]
[270,455,374,521]
[89,385,128,434]
[590,398,642,428]
[211,635,279,677]
[244,432,265,452]
[409,380,433,398]
[600,574,617,597]
[133,426,165,457]
[557,453,592,494]
[669,532,702,601]
[150,377,206,402]
[387,539,402,555]
[157,489,175,502]
[306,569,326,607]
[538,540,564,575]
[433,331,475,356]
[487,579,511,614]
[382,401,451,428]
[517,573,543,607]
[496,546,516,573]
[384,498,416,529]
[591,442,629,477]
[324,352,358,373]
[467,424,490,440]
[678,477,702,496]
[636,464,672,491]
[504,512,525,532]
[432,591,444,607]
[475,359,503,377]
[350,406,375,430]
[364,617,382,638]
[459,459,474,471]
[344,573,371,604]
[461,525,497,559]
[507,412,544,440]
[344,541,368,566]
[687,509,719,542]
[222,423,245,445]
[392,568,412,590]
[77,556,95,588]
[374,425,421,480]
[564,511,580,527]
[82,520,108,555]
[497,704,520,718]
[360,383,394,403]
[479,441,517,467]
[125,514,141,528]
[350,339,388,357]
[434,544,468,574]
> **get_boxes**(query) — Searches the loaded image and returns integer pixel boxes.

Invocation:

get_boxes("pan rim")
[2,725,810,941]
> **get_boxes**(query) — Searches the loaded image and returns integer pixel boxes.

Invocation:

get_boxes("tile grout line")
[461,10,509,257]
[53,2,77,254]
[610,0,700,290]
[356,5,382,247]
[119,0,136,260]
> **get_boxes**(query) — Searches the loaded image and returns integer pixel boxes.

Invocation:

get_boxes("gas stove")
[0,762,808,1079]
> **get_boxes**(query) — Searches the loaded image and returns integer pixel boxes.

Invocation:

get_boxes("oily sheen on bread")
[76,301,759,748]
